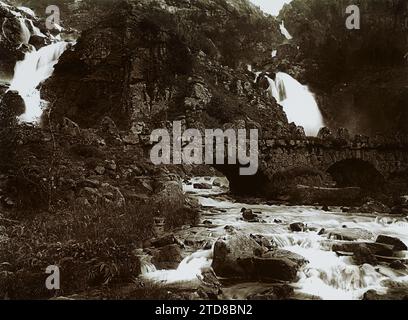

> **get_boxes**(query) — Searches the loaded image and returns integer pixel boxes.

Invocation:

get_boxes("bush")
[0,201,155,299]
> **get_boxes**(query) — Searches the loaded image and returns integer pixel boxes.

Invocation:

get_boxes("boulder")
[376,235,407,251]
[324,228,374,241]
[332,242,395,260]
[212,230,306,281]
[241,208,258,221]
[193,183,212,190]
[150,244,183,269]
[358,200,390,214]
[290,222,305,232]
[212,230,263,277]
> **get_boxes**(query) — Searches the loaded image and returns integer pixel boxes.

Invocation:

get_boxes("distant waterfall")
[268,72,324,136]
[280,21,292,40]
[9,42,68,123]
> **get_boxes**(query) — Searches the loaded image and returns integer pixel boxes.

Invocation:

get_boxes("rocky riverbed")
[139,177,408,300]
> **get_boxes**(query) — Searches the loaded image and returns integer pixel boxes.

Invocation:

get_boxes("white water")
[142,177,408,300]
[9,42,68,123]
[18,17,31,44]
[280,21,292,40]
[268,72,324,136]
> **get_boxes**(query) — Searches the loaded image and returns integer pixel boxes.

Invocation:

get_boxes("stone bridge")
[259,135,408,179]
[214,132,408,196]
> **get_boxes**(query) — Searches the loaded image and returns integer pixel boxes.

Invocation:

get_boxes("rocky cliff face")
[279,0,408,135]
[42,0,297,139]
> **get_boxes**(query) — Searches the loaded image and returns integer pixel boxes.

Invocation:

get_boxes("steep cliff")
[42,0,296,139]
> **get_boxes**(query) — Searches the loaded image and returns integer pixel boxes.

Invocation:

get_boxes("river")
[142,177,408,300]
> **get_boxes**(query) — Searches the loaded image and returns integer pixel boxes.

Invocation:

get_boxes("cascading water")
[142,177,408,300]
[9,42,69,123]
[18,17,31,44]
[268,72,324,136]
[279,21,292,40]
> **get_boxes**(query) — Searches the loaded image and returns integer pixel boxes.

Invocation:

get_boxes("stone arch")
[213,163,269,196]
[327,159,385,190]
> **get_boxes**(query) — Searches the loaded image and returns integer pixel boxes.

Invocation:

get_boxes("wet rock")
[376,235,407,251]
[390,205,408,216]
[193,183,212,190]
[324,228,374,241]
[212,230,306,281]
[358,200,390,214]
[240,249,308,282]
[322,205,330,212]
[150,244,183,269]
[353,246,378,265]
[250,234,275,250]
[241,208,257,221]
[212,230,264,278]
[389,260,406,270]
[290,222,305,232]
[332,242,394,258]
[29,35,49,50]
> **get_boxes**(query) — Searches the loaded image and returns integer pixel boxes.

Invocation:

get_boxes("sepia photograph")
[0,0,407,305]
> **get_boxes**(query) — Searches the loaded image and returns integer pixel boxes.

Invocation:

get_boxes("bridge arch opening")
[327,159,385,190]
[214,164,269,196]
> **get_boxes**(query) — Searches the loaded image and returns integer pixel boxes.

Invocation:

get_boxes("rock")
[29,35,49,50]
[324,228,374,241]
[390,260,406,270]
[250,234,275,250]
[150,244,183,269]
[0,90,25,126]
[212,230,306,281]
[390,205,408,216]
[197,268,222,299]
[193,183,212,190]
[363,287,408,300]
[241,208,257,221]
[353,246,378,265]
[290,222,305,232]
[212,230,264,278]
[332,242,394,258]
[322,205,330,212]
[247,284,294,300]
[151,234,178,248]
[358,200,390,214]
[240,249,308,282]
[376,235,407,251]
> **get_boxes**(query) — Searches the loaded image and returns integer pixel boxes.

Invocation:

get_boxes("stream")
[142,178,408,300]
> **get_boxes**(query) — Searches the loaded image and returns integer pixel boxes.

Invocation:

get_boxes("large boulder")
[376,235,407,251]
[212,229,307,281]
[212,230,263,278]
[150,244,183,269]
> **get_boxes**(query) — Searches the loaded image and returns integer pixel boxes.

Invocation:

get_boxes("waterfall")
[9,42,69,123]
[268,72,324,136]
[280,21,292,40]
[18,17,31,44]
